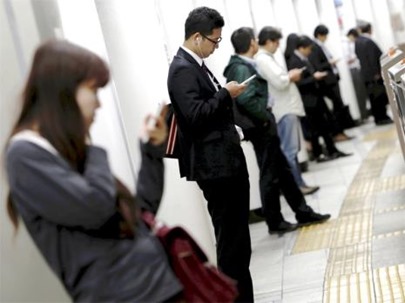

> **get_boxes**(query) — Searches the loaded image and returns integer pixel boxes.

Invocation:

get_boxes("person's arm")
[255,53,290,90]
[229,65,268,123]
[287,57,317,88]
[168,63,233,130]
[136,141,165,214]
[7,141,116,229]
[136,113,167,214]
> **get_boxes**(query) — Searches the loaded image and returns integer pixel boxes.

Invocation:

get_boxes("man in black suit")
[167,7,253,302]
[309,25,354,140]
[286,35,352,162]
[349,23,392,125]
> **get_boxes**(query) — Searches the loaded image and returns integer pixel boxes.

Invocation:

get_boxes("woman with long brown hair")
[4,39,182,302]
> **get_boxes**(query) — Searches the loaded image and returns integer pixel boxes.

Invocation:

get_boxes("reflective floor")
[250,121,405,303]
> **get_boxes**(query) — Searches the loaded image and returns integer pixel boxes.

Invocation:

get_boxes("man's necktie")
[202,62,221,90]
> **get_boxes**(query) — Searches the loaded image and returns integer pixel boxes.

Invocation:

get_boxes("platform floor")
[250,121,405,303]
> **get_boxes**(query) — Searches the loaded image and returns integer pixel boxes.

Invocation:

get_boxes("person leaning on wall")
[309,24,355,141]
[344,28,369,123]
[286,35,353,163]
[4,39,185,302]
[167,6,254,303]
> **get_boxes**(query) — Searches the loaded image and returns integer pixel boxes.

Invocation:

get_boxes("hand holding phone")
[241,74,257,85]
[147,102,168,129]
[143,102,169,144]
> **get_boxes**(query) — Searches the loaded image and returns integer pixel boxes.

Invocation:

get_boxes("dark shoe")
[268,220,298,235]
[296,212,331,227]
[249,210,266,224]
[300,185,320,195]
[331,150,353,159]
[376,118,393,126]
[315,154,334,163]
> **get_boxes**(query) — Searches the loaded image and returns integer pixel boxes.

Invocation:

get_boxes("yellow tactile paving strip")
[362,127,397,142]
[324,271,374,303]
[375,264,405,303]
[326,242,371,277]
[291,126,405,302]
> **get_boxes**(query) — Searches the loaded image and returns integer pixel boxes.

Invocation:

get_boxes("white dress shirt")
[255,48,305,123]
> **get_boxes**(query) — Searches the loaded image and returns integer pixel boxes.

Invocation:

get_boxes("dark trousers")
[197,166,253,303]
[320,83,346,134]
[365,80,390,123]
[245,114,312,228]
[350,68,369,120]
[305,100,338,158]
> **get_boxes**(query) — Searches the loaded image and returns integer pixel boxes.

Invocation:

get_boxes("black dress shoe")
[375,118,393,126]
[331,150,353,158]
[300,185,320,195]
[268,220,298,235]
[296,212,331,227]
[315,154,334,163]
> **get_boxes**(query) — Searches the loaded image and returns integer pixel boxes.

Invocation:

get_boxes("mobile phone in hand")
[147,103,167,129]
[241,74,257,85]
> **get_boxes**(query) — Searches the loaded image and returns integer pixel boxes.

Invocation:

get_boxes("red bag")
[142,212,238,303]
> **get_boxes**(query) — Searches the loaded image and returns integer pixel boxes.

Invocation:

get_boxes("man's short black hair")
[258,26,282,46]
[358,22,372,34]
[230,27,255,54]
[184,6,224,39]
[314,25,329,38]
[296,35,313,49]
[346,28,359,38]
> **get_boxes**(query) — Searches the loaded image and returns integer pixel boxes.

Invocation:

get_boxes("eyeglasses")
[201,33,222,45]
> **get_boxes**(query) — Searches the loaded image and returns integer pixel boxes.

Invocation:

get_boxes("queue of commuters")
[4,5,391,303]
[222,27,330,237]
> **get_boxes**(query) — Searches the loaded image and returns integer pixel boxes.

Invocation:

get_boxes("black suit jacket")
[308,41,339,86]
[287,53,321,108]
[355,35,383,83]
[167,47,246,181]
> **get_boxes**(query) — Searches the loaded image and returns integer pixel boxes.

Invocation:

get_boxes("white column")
[58,0,135,189]
[293,0,320,36]
[370,0,396,51]
[91,0,217,262]
[250,0,277,31]
[1,1,70,302]
[387,0,405,45]
[271,0,299,36]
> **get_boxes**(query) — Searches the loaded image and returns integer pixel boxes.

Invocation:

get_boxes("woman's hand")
[141,105,168,146]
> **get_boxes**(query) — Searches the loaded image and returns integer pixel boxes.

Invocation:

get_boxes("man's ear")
[194,33,201,45]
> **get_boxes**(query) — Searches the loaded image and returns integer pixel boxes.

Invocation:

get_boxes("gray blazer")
[6,137,182,302]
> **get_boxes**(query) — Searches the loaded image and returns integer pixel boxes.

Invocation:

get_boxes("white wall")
[1,0,402,301]
[1,1,70,301]
[93,0,217,262]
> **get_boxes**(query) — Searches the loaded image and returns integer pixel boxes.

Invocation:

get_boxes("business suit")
[309,41,350,132]
[287,52,339,159]
[355,35,391,124]
[167,47,253,302]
